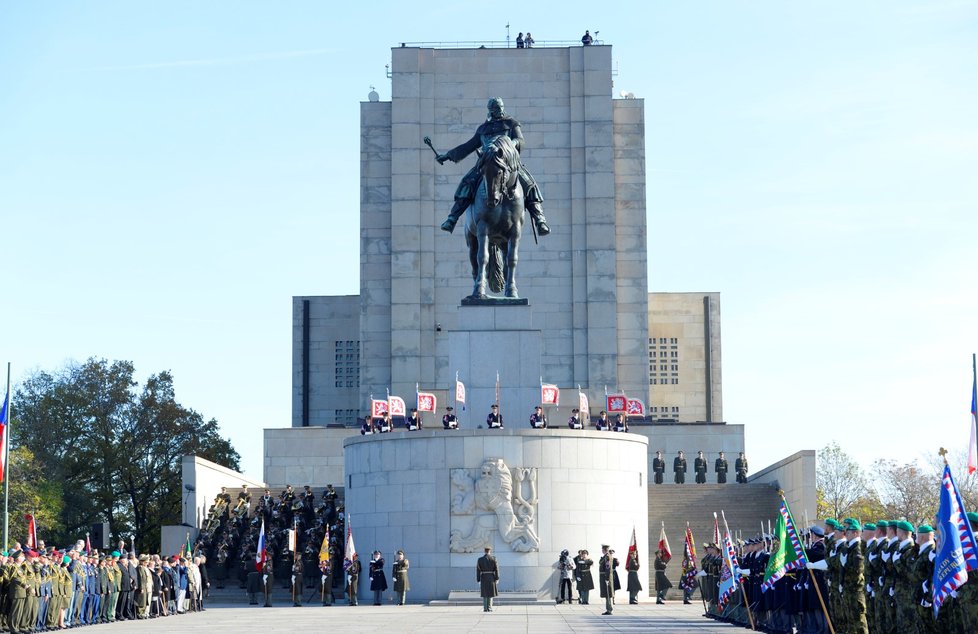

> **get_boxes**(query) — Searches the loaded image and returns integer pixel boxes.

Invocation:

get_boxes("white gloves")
[921,600,932,608]
[291,575,296,584]
[951,590,958,598]
[929,551,936,562]
[739,569,750,577]
[696,570,707,578]
[806,560,828,571]
[922,581,929,593]
[878,576,884,587]
[838,584,843,594]
[865,584,872,593]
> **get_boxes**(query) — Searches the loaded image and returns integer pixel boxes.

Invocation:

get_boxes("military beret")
[844,519,862,531]
[111,550,121,558]
[810,526,825,537]
[62,555,71,565]
[917,524,934,534]
[863,523,876,531]
[876,520,889,528]
[0,550,6,557]
[824,519,839,528]
[895,520,914,533]
[967,512,978,525]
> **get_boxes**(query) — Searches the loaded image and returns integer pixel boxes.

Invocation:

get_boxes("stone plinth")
[343,429,649,603]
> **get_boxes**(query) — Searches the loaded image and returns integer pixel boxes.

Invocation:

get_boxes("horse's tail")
[488,244,504,293]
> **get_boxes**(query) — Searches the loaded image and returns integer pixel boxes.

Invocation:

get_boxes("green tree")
[13,358,240,551]
[816,442,869,520]
[5,446,64,547]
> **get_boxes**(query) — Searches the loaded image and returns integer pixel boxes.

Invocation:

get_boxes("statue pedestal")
[449,303,539,422]
[460,296,529,307]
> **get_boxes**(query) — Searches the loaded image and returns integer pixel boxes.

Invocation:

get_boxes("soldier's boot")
[526,200,550,236]
[441,199,471,233]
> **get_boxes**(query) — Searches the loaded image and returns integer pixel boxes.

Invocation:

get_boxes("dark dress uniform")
[694,454,707,484]
[626,553,643,604]
[652,454,665,485]
[369,557,387,605]
[599,553,620,614]
[735,455,749,483]
[476,553,499,612]
[529,411,547,429]
[574,554,594,604]
[674,454,687,484]
[346,558,360,606]
[442,411,458,429]
[392,557,409,605]
[654,554,672,603]
[715,456,728,483]
[486,411,503,429]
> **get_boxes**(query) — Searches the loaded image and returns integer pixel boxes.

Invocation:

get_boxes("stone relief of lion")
[449,458,539,553]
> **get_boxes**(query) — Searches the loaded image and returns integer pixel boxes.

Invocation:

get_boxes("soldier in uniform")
[879,520,900,634]
[715,451,728,484]
[653,549,671,605]
[377,412,392,433]
[486,404,503,429]
[435,97,550,237]
[891,520,917,631]
[368,551,387,605]
[674,450,687,484]
[405,407,422,431]
[567,408,584,430]
[392,550,410,605]
[870,520,889,633]
[860,522,878,633]
[735,452,749,483]
[694,451,708,484]
[235,484,252,516]
[477,547,499,613]
[595,411,610,431]
[626,548,642,604]
[910,524,936,634]
[529,406,547,429]
[839,518,868,633]
[319,559,333,606]
[574,549,594,605]
[613,413,628,432]
[803,526,829,634]
[346,554,360,606]
[442,406,458,430]
[599,545,619,615]
[957,511,978,632]
[652,451,665,485]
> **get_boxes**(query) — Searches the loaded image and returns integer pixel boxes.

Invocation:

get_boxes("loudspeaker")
[90,522,110,551]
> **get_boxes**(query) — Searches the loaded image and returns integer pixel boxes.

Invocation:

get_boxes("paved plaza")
[91,601,738,633]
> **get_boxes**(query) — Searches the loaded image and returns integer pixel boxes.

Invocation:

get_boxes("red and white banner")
[455,380,466,406]
[0,390,8,483]
[388,395,406,417]
[606,393,627,413]
[541,383,559,406]
[25,514,37,550]
[658,523,672,562]
[417,392,437,413]
[256,520,267,571]
[371,399,388,418]
[628,525,639,563]
[579,391,590,415]
[626,398,645,417]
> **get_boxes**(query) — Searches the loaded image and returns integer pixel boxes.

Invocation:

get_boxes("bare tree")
[817,442,869,520]
[871,459,939,528]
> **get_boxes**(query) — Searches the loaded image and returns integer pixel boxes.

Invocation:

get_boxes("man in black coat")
[599,545,620,615]
[673,451,687,484]
[694,451,708,484]
[736,452,749,483]
[715,451,729,484]
[476,547,499,612]
[652,451,665,484]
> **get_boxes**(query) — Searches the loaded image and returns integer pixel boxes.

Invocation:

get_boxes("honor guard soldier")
[715,451,728,483]
[529,406,547,429]
[652,451,665,484]
[595,411,610,431]
[567,408,584,430]
[694,451,708,483]
[840,518,869,633]
[736,452,749,483]
[377,412,392,433]
[910,524,935,634]
[674,450,687,484]
[486,404,503,429]
[613,413,628,432]
[477,547,499,612]
[360,418,374,436]
[405,408,422,431]
[442,406,458,430]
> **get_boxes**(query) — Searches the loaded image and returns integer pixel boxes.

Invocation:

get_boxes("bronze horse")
[463,135,525,299]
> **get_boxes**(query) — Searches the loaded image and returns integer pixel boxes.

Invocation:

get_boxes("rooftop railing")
[394,39,605,49]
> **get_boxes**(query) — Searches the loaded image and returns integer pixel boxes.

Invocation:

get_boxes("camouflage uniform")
[879,534,899,634]
[910,537,937,634]
[891,536,918,632]
[863,530,880,634]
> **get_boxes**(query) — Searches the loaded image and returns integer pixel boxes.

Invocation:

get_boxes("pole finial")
[939,446,949,465]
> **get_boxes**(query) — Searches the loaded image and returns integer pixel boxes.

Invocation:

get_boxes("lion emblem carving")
[449,458,539,553]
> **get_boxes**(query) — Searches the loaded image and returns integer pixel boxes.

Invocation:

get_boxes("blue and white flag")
[932,464,978,616]
[717,528,741,609]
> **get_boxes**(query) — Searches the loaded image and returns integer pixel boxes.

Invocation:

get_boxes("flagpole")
[689,522,708,614]
[780,490,835,634]
[973,354,977,460]
[3,362,11,551]
[722,510,755,631]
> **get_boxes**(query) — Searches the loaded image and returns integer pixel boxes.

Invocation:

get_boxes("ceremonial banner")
[628,526,639,561]
[626,398,645,417]
[25,514,37,550]
[969,364,977,474]
[578,390,589,416]
[455,378,466,410]
[416,391,436,413]
[762,498,808,592]
[680,524,698,591]
[344,515,357,572]
[388,395,406,417]
[541,383,559,406]
[933,463,978,616]
[256,520,267,571]
[606,393,627,414]
[0,389,8,483]
[319,525,331,565]
[288,518,297,552]
[370,399,388,418]
[658,523,672,562]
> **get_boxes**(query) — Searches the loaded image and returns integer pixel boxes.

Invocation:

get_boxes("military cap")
[863,523,876,531]
[572,408,580,413]
[967,512,978,524]
[824,518,839,528]
[62,555,71,565]
[111,550,121,558]
[876,520,889,528]
[138,554,149,562]
[895,520,914,533]
[843,519,861,531]
[810,526,825,537]
[917,524,934,534]
[702,542,710,549]
[445,406,453,411]
[9,550,21,558]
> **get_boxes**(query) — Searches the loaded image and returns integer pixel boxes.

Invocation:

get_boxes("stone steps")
[647,482,781,597]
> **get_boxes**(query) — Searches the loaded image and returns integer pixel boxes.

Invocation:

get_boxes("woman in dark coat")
[654,549,673,604]
[574,550,595,605]
[626,549,643,604]
[369,551,387,605]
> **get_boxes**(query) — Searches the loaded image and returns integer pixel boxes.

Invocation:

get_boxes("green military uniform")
[8,555,34,634]
[910,525,937,634]
[823,521,846,633]
[839,519,868,633]
[861,523,878,634]
[879,528,899,634]
[892,521,918,632]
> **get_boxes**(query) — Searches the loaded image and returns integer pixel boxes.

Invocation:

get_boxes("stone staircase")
[647,482,781,597]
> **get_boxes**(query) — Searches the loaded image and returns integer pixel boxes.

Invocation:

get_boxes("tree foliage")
[7,446,64,544]
[870,459,938,528]
[12,358,240,551]
[816,441,868,520]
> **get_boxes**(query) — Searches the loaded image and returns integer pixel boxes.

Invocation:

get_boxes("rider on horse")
[436,98,550,236]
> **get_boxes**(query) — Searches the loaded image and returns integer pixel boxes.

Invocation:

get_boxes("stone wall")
[263,426,358,487]
[181,455,265,527]
[749,450,817,526]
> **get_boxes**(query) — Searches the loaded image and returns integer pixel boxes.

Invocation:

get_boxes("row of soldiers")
[0,545,207,633]
[699,514,978,633]
[652,450,749,484]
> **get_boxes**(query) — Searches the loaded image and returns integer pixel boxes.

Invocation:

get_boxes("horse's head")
[481,135,519,208]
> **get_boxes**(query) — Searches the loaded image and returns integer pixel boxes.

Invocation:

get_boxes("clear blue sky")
[2,1,976,480]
